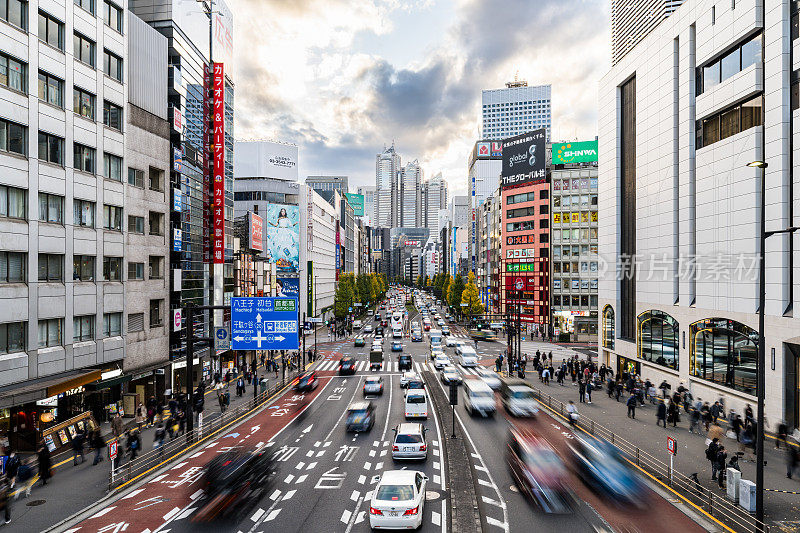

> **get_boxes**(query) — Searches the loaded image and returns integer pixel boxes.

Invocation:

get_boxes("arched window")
[637,310,679,370]
[602,305,615,350]
[690,318,758,395]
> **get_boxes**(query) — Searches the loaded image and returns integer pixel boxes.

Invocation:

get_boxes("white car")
[369,470,427,530]
[446,337,463,348]
[433,354,450,370]
[364,324,374,333]
[476,368,502,390]
[400,371,419,388]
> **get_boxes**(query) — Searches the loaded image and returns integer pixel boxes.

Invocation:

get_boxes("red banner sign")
[212,62,225,264]
[250,212,263,252]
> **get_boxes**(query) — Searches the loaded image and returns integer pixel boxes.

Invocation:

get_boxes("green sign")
[307,260,314,317]
[506,263,536,273]
[552,140,598,164]
[275,298,296,312]
[344,193,365,217]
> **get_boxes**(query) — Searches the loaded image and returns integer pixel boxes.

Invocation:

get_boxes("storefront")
[617,355,640,378]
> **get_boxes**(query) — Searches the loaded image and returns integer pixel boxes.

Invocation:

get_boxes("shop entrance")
[617,355,640,379]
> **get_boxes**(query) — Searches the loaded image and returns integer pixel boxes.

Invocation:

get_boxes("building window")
[37,253,62,281]
[74,143,96,173]
[0,53,26,93]
[148,256,163,279]
[128,313,144,333]
[697,95,762,149]
[149,299,163,327]
[73,32,95,67]
[127,261,143,280]
[73,87,95,119]
[0,118,27,156]
[102,0,121,32]
[0,321,25,353]
[103,152,122,181]
[73,199,95,227]
[1,0,27,29]
[38,71,63,108]
[0,185,26,219]
[103,100,122,130]
[637,310,678,370]
[37,132,63,165]
[38,318,62,347]
[73,315,94,342]
[690,318,758,395]
[103,256,121,280]
[0,251,25,282]
[619,76,636,341]
[148,166,163,191]
[128,215,144,234]
[72,255,95,281]
[103,204,122,231]
[38,11,63,49]
[38,193,63,223]
[148,211,163,236]
[103,312,121,337]
[128,168,143,187]
[602,305,615,350]
[102,49,122,81]
[74,0,94,15]
[697,34,761,95]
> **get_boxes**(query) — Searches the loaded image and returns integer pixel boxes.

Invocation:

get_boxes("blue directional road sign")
[231,297,299,350]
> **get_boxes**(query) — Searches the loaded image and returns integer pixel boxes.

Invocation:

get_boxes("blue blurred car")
[391,341,403,352]
[567,435,647,508]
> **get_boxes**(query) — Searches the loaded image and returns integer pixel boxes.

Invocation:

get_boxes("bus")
[391,311,403,330]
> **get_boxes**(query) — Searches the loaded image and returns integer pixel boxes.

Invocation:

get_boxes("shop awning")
[85,373,132,391]
[0,369,102,409]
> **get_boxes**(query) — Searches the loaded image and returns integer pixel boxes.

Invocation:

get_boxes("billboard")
[266,203,300,272]
[344,193,365,217]
[249,212,263,252]
[234,141,298,182]
[276,277,299,299]
[501,129,547,189]
[552,140,598,165]
[212,62,225,264]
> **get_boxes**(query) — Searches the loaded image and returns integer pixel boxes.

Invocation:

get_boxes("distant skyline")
[230,0,610,195]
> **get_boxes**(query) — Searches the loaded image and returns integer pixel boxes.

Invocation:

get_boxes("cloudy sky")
[230,0,610,196]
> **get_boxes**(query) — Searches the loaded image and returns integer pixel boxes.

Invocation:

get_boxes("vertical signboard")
[212,62,225,264]
[307,260,314,317]
[306,186,314,252]
[335,227,341,281]
[249,212,263,252]
[501,129,547,189]
[203,65,211,263]
[266,203,300,271]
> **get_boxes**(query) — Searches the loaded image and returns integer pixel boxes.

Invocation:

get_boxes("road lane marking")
[162,507,181,521]
[264,509,281,522]
[284,474,294,483]
[251,508,265,522]
[340,509,352,524]
[90,506,116,518]
[295,474,307,483]
[120,488,145,500]
[350,490,360,501]
[486,516,509,531]
[282,490,296,501]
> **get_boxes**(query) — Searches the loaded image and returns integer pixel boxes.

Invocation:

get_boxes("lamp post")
[747,159,799,527]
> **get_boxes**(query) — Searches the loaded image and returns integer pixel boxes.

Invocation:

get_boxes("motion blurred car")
[476,368,502,390]
[391,423,428,460]
[430,346,445,361]
[192,449,278,522]
[567,435,647,508]
[437,319,445,326]
[354,337,366,347]
[364,324,374,333]
[381,319,388,327]
[369,470,428,530]
[500,378,539,417]
[411,330,422,342]
[339,356,356,375]
[400,371,419,388]
[433,354,449,370]
[391,341,403,352]
[398,354,412,372]
[375,326,384,337]
[507,427,570,514]
[345,401,375,432]
[363,376,384,396]
[294,371,319,392]
[446,336,463,348]
[439,365,462,386]
[441,325,451,336]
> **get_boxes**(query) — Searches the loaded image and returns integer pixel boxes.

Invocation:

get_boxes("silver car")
[391,423,427,460]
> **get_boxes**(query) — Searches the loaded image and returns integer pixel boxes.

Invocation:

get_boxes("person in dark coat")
[656,400,667,428]
[626,394,637,419]
[668,400,680,427]
[91,429,106,465]
[706,437,720,480]
[787,444,799,479]
[578,379,586,403]
[0,474,10,524]
[72,429,85,465]
[715,446,728,488]
[37,442,51,486]
[4,453,19,489]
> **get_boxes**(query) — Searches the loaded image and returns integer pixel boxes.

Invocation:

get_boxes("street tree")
[448,274,464,317]
[461,272,483,318]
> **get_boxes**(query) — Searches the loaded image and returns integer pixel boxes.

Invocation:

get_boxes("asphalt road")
[58,291,707,533]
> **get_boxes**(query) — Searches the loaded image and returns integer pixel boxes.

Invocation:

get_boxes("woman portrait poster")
[266,203,300,271]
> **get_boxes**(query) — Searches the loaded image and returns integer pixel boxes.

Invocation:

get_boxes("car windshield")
[407,394,426,404]
[366,379,381,385]
[395,434,423,444]
[347,410,368,419]
[376,484,414,501]
[511,389,535,400]
[470,390,492,398]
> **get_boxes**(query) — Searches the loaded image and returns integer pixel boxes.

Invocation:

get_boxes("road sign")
[449,382,458,405]
[109,439,118,460]
[215,327,230,350]
[310,317,323,324]
[231,297,300,350]
[173,309,182,332]
[667,436,677,455]
[348,306,353,313]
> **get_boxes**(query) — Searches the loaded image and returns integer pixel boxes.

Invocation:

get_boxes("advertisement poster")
[276,277,299,299]
[249,212,264,252]
[58,429,69,446]
[552,140,598,165]
[501,129,547,189]
[344,193,365,216]
[266,203,300,271]
[44,434,56,452]
[212,62,225,264]
[67,425,77,439]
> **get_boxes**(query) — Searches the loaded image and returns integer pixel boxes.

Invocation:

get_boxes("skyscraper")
[481,81,551,141]
[306,176,349,194]
[357,185,376,225]
[421,173,448,237]
[611,0,684,65]
[400,160,422,227]
[375,145,401,228]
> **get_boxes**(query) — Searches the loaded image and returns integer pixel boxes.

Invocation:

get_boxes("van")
[393,326,403,339]
[404,388,428,419]
[462,379,496,417]
[456,346,478,367]
[500,378,539,417]
[353,319,363,330]
[429,329,442,348]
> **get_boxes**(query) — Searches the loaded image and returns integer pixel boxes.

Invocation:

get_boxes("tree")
[357,273,372,307]
[334,274,355,319]
[425,275,432,288]
[461,272,483,318]
[441,275,451,307]
[448,274,464,317]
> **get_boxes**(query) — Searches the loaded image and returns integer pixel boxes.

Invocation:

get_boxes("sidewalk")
[522,368,800,527]
[4,367,290,533]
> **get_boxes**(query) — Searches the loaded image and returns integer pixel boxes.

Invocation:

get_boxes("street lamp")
[748,159,799,527]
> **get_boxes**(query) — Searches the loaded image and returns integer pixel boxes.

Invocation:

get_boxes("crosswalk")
[312,358,486,376]
[353,331,472,340]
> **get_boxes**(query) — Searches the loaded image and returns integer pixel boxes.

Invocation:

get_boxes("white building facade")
[599,0,800,429]
[481,82,552,141]
[400,159,421,227]
[299,186,336,322]
[421,172,447,236]
[375,144,400,228]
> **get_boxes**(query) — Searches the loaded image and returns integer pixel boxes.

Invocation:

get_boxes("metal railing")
[108,372,300,491]
[531,386,769,533]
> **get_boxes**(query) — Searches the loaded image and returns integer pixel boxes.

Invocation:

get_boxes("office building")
[449,195,470,230]
[357,185,375,225]
[375,144,400,228]
[468,140,503,275]
[306,175,348,194]
[476,192,502,314]
[300,186,337,323]
[400,160,422,227]
[599,0,798,427]
[481,81,551,141]
[421,173,448,235]
[611,0,685,65]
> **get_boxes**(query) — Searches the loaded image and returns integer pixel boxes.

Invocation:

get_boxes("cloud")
[230,0,610,192]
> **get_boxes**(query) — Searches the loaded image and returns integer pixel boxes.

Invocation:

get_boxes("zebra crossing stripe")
[414,362,421,373]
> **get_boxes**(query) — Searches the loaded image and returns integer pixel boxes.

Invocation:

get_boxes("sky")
[229,0,611,196]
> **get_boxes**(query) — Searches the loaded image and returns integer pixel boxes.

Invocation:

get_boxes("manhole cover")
[26,500,46,506]
[509,485,519,492]
[426,490,441,500]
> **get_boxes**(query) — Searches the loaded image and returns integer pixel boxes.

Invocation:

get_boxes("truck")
[369,348,383,371]
[469,329,498,342]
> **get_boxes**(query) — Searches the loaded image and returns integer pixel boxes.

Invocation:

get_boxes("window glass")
[38,318,62,348]
[73,315,94,342]
[74,0,95,14]
[740,95,762,130]
[73,199,95,227]
[103,204,122,230]
[720,48,740,80]
[702,115,720,146]
[719,107,739,140]
[741,35,761,70]
[703,61,720,90]
[103,152,122,180]
[103,312,122,336]
[103,100,122,129]
[38,192,63,223]
[73,255,95,281]
[690,318,758,395]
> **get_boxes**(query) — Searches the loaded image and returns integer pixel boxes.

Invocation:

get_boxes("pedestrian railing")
[530,387,769,533]
[107,372,300,491]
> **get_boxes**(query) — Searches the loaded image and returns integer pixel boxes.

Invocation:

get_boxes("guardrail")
[107,372,300,491]
[530,386,769,533]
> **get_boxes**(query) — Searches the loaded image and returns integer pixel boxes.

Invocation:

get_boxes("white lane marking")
[306,450,314,457]
[282,489,296,500]
[340,509,352,524]
[363,461,372,470]
[486,516,509,531]
[205,441,218,448]
[427,365,447,492]
[474,464,488,472]
[380,374,393,441]
[121,488,145,500]
[441,500,446,533]
[170,461,187,470]
[433,461,440,469]
[316,449,325,457]
[482,496,504,508]
[375,461,384,470]
[162,507,181,521]
[284,474,295,483]
[176,507,195,520]
[90,506,116,518]
[306,461,317,470]
[269,489,282,501]
[265,376,335,448]
[478,478,492,487]
[295,474,307,483]
[414,362,422,373]
[355,511,366,524]
[324,376,365,442]
[433,474,441,485]
[264,509,281,522]
[190,489,204,500]
[432,511,441,526]
[350,490,360,501]
[189,450,205,458]
[358,475,366,484]
[295,461,306,470]
[369,449,376,457]
[251,508,265,522]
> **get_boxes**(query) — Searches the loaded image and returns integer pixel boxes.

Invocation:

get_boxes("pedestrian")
[586,381,593,403]
[135,403,146,431]
[626,394,637,419]
[72,428,85,465]
[111,412,124,438]
[689,406,701,434]
[732,414,743,442]
[15,457,35,498]
[701,402,712,432]
[787,444,799,479]
[126,429,141,461]
[578,379,586,403]
[91,429,106,465]
[566,400,578,427]
[710,401,722,424]
[745,403,754,421]
[4,453,19,490]
[217,391,226,413]
[37,441,51,487]
[715,446,728,488]
[0,474,11,524]
[706,438,720,480]
[777,421,789,449]
[154,422,166,456]
[668,400,680,427]
[656,399,667,428]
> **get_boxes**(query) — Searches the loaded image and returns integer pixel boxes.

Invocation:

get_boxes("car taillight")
[419,444,426,451]
[403,506,419,516]
[392,445,399,451]
[370,507,383,516]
